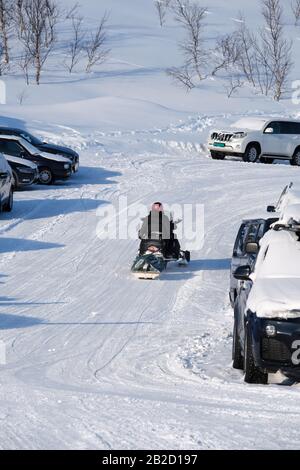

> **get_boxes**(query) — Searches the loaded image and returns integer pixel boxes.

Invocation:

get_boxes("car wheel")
[39,168,53,185]
[291,149,300,166]
[244,324,268,384]
[243,145,259,163]
[2,189,13,212]
[260,157,274,164]
[210,151,225,160]
[232,315,243,370]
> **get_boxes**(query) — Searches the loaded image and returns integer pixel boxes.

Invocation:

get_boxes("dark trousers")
[139,238,181,258]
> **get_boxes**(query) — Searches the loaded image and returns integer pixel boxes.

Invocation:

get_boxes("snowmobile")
[131,234,191,280]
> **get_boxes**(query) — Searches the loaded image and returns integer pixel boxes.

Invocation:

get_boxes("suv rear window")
[279,122,300,134]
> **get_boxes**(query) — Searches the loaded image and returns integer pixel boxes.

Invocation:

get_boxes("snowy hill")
[0,0,300,450]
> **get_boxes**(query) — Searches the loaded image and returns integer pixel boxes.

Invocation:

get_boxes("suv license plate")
[214,142,225,147]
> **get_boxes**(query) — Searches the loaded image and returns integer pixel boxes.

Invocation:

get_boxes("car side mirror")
[267,205,276,213]
[245,242,259,254]
[234,265,251,281]
[265,127,274,134]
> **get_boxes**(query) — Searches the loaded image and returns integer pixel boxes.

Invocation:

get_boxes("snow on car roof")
[230,117,269,130]
[248,229,300,317]
[231,117,300,130]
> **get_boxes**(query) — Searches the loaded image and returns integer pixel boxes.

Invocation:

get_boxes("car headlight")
[231,132,247,140]
[64,164,70,169]
[16,166,34,173]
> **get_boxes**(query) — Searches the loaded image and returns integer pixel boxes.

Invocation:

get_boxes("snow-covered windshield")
[230,117,268,131]
[19,131,43,146]
[18,137,41,155]
[256,230,300,279]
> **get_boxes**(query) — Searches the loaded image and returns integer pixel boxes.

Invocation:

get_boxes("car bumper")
[53,168,72,180]
[249,314,300,375]
[208,142,245,156]
[17,170,39,187]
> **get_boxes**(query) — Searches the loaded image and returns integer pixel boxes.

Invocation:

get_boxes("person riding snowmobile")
[138,202,181,259]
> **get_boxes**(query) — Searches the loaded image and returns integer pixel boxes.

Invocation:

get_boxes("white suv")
[207,117,300,165]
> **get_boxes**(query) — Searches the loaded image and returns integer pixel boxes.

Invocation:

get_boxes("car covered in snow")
[0,127,79,173]
[232,203,300,384]
[5,155,39,190]
[0,135,73,185]
[229,216,278,307]
[0,152,13,212]
[207,117,300,165]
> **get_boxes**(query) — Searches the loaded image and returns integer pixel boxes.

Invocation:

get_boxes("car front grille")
[261,337,291,362]
[211,132,233,142]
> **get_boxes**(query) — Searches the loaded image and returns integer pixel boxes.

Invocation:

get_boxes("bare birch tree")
[154,0,171,27]
[15,0,60,85]
[84,12,110,73]
[64,15,85,73]
[260,0,292,100]
[0,0,13,64]
[291,0,300,25]
[167,0,207,89]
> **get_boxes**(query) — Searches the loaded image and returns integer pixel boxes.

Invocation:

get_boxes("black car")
[5,154,39,190]
[0,127,79,173]
[0,136,73,185]
[232,217,300,384]
[0,152,13,212]
[229,217,278,307]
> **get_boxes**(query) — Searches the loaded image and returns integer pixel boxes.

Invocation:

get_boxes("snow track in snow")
[1,120,300,449]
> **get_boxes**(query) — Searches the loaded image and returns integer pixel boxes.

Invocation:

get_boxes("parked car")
[0,135,73,185]
[5,155,39,190]
[0,152,13,212]
[232,204,300,384]
[0,127,79,173]
[207,117,300,165]
[229,217,278,307]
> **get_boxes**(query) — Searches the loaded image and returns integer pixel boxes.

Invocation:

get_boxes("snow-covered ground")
[1,0,300,450]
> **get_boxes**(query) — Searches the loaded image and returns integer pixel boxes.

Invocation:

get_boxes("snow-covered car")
[0,152,13,212]
[0,127,80,173]
[229,217,278,307]
[207,117,300,165]
[5,155,39,190]
[0,135,73,185]
[232,203,300,384]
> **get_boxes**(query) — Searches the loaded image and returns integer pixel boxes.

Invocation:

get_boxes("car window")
[20,132,42,146]
[0,141,7,154]
[279,122,300,134]
[233,223,246,256]
[234,223,255,256]
[0,140,23,157]
[265,121,280,134]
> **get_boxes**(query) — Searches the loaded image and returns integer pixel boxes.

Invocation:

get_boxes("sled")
[132,271,161,280]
